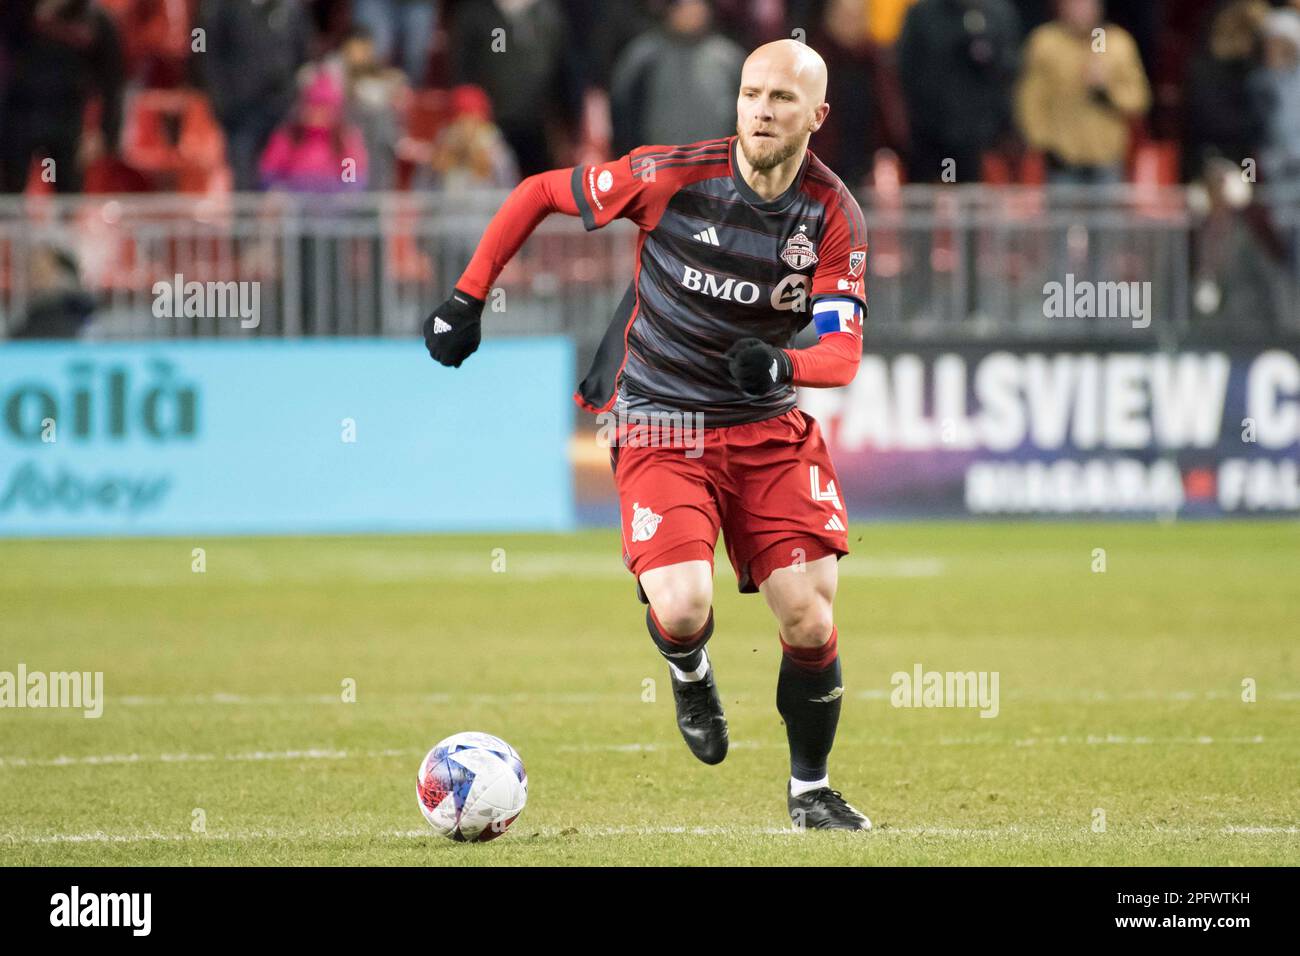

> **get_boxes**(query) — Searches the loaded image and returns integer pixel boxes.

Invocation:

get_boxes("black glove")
[423,289,485,368]
[725,337,793,395]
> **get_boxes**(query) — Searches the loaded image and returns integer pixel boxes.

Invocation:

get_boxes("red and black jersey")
[571,135,868,427]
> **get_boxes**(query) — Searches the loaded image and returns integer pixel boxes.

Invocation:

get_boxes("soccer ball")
[416,731,528,842]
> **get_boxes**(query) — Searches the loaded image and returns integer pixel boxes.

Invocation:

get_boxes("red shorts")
[609,407,849,593]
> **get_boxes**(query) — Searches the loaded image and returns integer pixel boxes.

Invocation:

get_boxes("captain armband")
[811,296,864,336]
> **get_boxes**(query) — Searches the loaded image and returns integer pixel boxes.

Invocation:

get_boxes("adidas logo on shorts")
[824,514,845,532]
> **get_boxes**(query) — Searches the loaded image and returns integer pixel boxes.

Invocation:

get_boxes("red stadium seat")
[396,89,453,190]
[1131,140,1179,188]
[121,89,230,195]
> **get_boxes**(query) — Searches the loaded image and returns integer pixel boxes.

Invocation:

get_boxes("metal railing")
[2,184,1298,356]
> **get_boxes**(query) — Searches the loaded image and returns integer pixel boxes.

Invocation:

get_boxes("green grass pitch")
[1,522,1296,866]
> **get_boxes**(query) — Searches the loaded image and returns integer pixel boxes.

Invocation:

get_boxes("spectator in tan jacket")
[1015,0,1151,184]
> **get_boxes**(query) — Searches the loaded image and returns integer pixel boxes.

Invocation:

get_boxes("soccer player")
[424,39,870,830]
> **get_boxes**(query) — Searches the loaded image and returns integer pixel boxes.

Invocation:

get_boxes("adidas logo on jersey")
[432,317,452,334]
[692,226,720,245]
[824,514,846,532]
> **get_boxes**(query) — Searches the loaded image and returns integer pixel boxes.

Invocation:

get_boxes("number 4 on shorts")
[809,465,842,510]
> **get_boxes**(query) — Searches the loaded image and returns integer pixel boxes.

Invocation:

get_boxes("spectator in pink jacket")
[260,68,369,192]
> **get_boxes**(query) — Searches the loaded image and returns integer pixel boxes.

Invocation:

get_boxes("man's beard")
[737,125,803,171]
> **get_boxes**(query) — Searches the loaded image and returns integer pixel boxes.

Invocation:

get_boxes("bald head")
[735,40,829,174]
[743,40,828,105]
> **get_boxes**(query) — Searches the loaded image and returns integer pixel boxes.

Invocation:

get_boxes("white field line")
[0,748,420,769]
[1006,735,1267,746]
[114,692,622,706]
[557,741,771,753]
[2,731,1279,769]
[98,688,1300,707]
[559,735,1273,752]
[3,824,1297,846]
[0,553,944,589]
[855,689,1300,702]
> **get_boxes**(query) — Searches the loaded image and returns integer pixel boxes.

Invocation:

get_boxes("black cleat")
[788,784,872,831]
[668,653,728,765]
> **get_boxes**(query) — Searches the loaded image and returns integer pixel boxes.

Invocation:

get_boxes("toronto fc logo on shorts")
[630,502,663,543]
[780,225,819,271]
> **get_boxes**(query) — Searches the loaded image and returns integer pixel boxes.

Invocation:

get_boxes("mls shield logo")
[848,250,866,278]
[630,502,663,543]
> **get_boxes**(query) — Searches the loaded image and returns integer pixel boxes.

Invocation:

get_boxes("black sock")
[646,606,713,674]
[777,629,843,782]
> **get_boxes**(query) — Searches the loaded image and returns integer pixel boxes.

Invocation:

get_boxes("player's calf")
[645,604,728,765]
[777,628,870,830]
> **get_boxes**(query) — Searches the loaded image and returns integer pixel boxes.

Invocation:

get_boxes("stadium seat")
[868,149,903,279]
[396,89,453,190]
[1131,140,1180,189]
[981,150,1046,186]
[121,89,230,195]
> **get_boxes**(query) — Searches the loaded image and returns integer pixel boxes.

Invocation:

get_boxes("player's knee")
[651,587,712,638]
[779,599,834,647]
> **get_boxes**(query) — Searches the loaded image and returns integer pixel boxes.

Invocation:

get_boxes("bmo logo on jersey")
[681,266,760,304]
[680,267,809,311]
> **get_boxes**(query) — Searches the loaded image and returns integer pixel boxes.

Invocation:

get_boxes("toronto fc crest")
[630,502,663,542]
[780,225,819,270]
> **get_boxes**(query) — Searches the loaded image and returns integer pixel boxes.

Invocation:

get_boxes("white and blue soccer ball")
[416,732,528,842]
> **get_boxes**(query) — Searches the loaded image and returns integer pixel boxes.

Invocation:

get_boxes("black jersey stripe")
[633,156,731,174]
[806,170,867,246]
[635,141,730,162]
[823,188,864,248]
[651,228,787,276]
[570,164,596,231]
[657,227,783,270]
[631,144,729,172]
[628,290,733,364]
[634,139,731,163]
[633,143,729,163]
[631,154,731,177]
[633,143,729,162]
[667,192,815,241]
[832,194,862,248]
[674,188,812,219]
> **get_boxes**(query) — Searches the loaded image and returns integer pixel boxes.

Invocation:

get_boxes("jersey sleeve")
[569,147,668,232]
[785,191,868,388]
[455,167,580,300]
[809,191,869,322]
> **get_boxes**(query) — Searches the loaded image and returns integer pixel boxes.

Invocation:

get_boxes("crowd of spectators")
[0,0,1298,198]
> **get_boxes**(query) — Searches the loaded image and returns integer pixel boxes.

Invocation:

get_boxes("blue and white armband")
[811,296,865,336]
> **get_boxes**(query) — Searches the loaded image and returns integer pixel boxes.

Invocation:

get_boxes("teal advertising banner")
[0,338,575,536]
